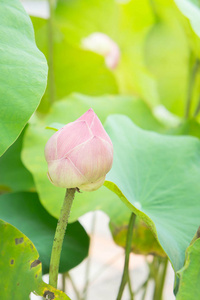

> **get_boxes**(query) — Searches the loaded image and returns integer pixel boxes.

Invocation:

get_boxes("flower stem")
[66,273,82,300]
[149,0,159,23]
[128,272,134,300]
[116,213,136,300]
[153,258,168,300]
[185,59,200,119]
[49,188,76,288]
[193,95,200,118]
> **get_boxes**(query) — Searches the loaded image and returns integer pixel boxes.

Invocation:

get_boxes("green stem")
[185,59,200,119]
[135,277,148,295]
[193,95,200,118]
[116,213,136,300]
[48,0,56,104]
[128,272,134,300]
[149,0,159,23]
[88,252,122,286]
[153,258,168,300]
[49,188,76,288]
[62,273,66,292]
[141,279,149,300]
[66,273,82,300]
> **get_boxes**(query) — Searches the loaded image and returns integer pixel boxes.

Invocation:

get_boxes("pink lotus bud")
[45,109,113,192]
[81,32,120,69]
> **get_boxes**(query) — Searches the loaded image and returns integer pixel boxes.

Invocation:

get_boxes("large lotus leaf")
[0,192,89,274]
[104,115,200,272]
[0,129,35,193]
[30,16,118,113]
[176,238,200,300]
[110,217,165,257]
[144,1,189,116]
[21,94,164,220]
[0,219,70,300]
[0,0,47,156]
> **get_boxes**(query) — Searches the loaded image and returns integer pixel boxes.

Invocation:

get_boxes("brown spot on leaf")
[30,259,41,269]
[43,290,55,299]
[10,259,14,265]
[17,283,19,286]
[15,237,24,245]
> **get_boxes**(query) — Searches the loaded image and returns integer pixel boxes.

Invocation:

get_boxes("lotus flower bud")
[45,109,113,192]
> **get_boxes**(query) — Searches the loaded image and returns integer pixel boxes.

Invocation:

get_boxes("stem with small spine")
[49,188,76,288]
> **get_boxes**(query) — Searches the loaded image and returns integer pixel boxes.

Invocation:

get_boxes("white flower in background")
[81,32,120,70]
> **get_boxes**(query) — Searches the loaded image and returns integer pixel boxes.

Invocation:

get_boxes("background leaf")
[0,219,70,299]
[0,129,35,193]
[0,0,47,156]
[31,16,118,113]
[144,2,189,116]
[176,238,200,300]
[110,217,165,257]
[0,192,89,274]
[104,115,200,272]
[174,0,200,38]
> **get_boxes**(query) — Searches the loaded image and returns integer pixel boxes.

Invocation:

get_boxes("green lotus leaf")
[104,114,200,272]
[0,0,47,156]
[0,219,70,299]
[176,238,200,300]
[0,129,35,193]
